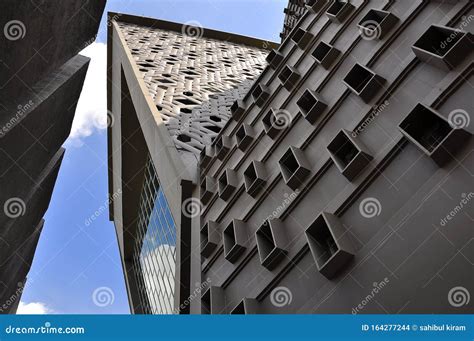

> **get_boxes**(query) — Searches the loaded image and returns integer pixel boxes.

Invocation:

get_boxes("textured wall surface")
[0,0,105,314]
[109,15,276,314]
[280,0,307,41]
[197,0,473,314]
[118,22,268,154]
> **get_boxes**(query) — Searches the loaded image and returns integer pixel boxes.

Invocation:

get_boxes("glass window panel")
[132,155,177,315]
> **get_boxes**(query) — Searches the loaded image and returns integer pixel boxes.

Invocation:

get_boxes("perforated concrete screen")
[117,22,268,155]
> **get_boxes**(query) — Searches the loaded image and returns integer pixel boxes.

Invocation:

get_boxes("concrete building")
[109,0,473,315]
[0,0,106,314]
[280,0,307,41]
[107,12,275,314]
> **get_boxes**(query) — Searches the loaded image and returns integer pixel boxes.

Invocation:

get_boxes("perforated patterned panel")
[280,0,307,41]
[117,22,268,154]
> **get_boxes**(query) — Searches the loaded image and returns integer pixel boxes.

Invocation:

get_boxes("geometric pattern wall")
[280,0,307,41]
[118,22,268,154]
[198,0,473,314]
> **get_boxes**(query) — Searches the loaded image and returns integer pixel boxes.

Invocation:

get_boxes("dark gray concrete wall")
[0,0,106,99]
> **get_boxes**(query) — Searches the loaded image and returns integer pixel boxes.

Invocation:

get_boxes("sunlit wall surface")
[133,156,177,314]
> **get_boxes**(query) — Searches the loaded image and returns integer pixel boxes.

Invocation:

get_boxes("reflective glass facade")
[133,156,177,314]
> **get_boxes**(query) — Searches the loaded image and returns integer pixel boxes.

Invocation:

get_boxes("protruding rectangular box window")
[230,298,258,314]
[312,41,340,69]
[412,25,473,70]
[279,146,311,190]
[306,0,326,13]
[231,100,246,121]
[252,83,271,107]
[327,129,373,181]
[278,65,301,90]
[399,104,471,166]
[326,1,353,23]
[236,123,255,151]
[343,63,385,103]
[223,219,248,263]
[256,219,288,270]
[358,9,398,40]
[200,145,214,168]
[215,135,232,160]
[201,286,225,314]
[266,49,284,69]
[263,108,291,139]
[296,89,328,124]
[244,160,267,197]
[305,212,354,279]
[200,176,216,204]
[218,168,238,201]
[292,27,314,50]
[201,221,220,258]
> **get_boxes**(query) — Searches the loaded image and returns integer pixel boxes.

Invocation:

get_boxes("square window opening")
[400,104,452,152]
[344,64,374,93]
[328,132,359,168]
[297,90,317,114]
[312,42,332,62]
[223,222,236,254]
[306,215,338,266]
[230,301,245,314]
[256,223,275,260]
[414,25,464,57]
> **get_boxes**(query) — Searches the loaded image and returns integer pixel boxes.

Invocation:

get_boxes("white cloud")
[141,244,176,314]
[17,301,52,314]
[67,42,108,146]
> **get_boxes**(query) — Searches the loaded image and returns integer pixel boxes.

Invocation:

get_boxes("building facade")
[109,0,473,315]
[196,0,473,314]
[0,0,106,314]
[280,0,307,41]
[107,13,275,314]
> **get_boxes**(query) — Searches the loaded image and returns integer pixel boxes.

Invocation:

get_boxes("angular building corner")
[106,12,277,314]
[0,0,106,314]
[109,0,473,315]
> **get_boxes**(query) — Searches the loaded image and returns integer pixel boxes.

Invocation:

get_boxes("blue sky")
[19,0,286,314]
